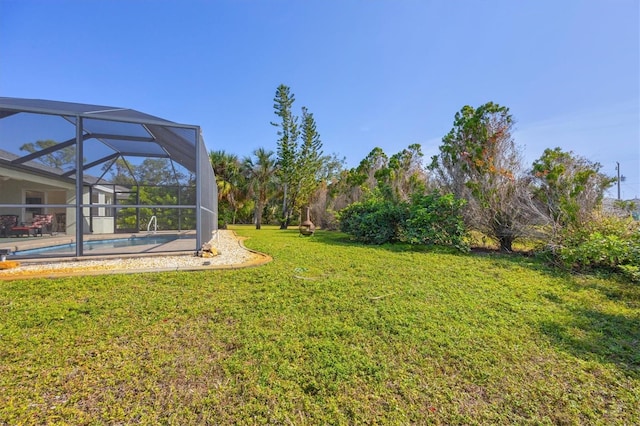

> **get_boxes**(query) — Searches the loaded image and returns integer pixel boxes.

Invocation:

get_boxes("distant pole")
[616,161,621,200]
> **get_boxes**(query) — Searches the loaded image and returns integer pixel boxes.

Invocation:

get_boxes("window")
[25,190,44,216]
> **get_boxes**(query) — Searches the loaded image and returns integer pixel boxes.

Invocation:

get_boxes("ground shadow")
[305,230,640,376]
[561,272,640,307]
[540,306,640,377]
[307,229,560,274]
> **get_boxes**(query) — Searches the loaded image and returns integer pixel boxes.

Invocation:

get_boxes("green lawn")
[1,226,638,425]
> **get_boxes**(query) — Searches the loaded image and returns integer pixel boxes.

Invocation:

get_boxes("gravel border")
[0,230,270,280]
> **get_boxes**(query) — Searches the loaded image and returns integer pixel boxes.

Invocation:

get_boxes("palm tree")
[209,150,243,227]
[243,148,276,229]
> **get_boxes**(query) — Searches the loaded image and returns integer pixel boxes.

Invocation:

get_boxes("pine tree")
[297,106,324,211]
[271,85,325,228]
[271,84,299,228]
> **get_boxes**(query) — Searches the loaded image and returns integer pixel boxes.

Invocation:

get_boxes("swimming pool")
[12,235,182,256]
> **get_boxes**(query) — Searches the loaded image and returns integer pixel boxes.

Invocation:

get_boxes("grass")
[1,225,638,424]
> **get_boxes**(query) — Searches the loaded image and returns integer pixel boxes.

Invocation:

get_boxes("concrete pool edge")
[0,230,197,259]
[11,234,184,256]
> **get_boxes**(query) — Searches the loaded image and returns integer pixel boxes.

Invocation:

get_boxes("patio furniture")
[0,214,53,237]
[10,225,36,237]
[31,214,53,236]
[0,215,18,237]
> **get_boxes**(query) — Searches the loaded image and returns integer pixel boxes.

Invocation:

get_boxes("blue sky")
[1,0,638,198]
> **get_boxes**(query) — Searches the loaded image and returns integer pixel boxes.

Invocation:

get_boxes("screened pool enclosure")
[0,97,217,258]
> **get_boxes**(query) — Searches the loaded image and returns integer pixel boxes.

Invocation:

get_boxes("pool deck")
[0,230,272,280]
[0,230,200,261]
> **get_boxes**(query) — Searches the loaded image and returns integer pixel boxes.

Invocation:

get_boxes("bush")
[339,192,468,251]
[338,198,407,244]
[557,215,640,282]
[404,193,469,251]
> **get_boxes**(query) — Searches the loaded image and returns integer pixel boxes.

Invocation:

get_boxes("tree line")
[211,84,638,281]
[213,85,614,243]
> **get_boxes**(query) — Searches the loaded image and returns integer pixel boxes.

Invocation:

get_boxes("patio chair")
[30,214,54,236]
[0,215,18,237]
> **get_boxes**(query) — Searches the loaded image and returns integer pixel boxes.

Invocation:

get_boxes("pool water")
[12,235,181,256]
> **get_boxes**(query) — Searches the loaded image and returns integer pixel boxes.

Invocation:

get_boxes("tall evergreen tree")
[297,106,324,210]
[271,85,325,228]
[271,84,300,228]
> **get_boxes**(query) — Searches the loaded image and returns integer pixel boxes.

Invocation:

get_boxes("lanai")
[0,97,217,257]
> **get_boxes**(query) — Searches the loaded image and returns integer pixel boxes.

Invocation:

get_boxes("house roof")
[0,148,129,193]
[0,97,202,178]
[0,147,65,176]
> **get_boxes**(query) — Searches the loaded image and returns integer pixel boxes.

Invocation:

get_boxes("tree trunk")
[280,217,288,229]
[255,200,263,230]
[280,183,288,229]
[280,214,290,229]
[499,236,514,252]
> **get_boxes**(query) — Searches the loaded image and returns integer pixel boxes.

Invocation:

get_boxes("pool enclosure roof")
[0,97,201,174]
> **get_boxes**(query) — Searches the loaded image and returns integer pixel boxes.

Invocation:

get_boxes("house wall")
[91,217,114,233]
[64,189,89,236]
[89,190,114,233]
[63,188,115,235]
[0,171,74,225]
[0,178,22,217]
[1,166,116,235]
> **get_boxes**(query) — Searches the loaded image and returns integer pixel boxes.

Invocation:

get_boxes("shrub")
[403,193,469,251]
[339,192,468,251]
[557,215,640,282]
[338,198,407,244]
